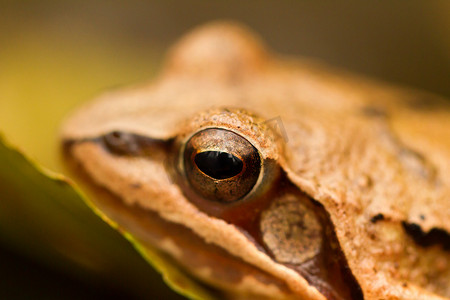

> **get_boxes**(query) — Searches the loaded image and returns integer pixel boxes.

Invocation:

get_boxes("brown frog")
[61,21,450,300]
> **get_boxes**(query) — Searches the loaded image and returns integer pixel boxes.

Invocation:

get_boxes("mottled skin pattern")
[61,22,450,299]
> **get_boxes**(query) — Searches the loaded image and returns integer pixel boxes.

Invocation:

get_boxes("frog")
[60,21,450,300]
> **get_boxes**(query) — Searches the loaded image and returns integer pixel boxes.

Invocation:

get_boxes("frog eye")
[183,128,261,202]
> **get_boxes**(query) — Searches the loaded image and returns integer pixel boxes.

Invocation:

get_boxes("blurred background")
[0,1,449,299]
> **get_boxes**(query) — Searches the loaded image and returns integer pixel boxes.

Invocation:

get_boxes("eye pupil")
[194,151,243,179]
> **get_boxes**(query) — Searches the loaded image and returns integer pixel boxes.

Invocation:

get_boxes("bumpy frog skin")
[61,22,450,300]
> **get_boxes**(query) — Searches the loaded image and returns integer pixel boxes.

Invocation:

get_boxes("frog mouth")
[62,133,364,300]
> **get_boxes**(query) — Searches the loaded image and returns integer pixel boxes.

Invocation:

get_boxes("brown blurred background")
[2,1,449,96]
[0,1,449,299]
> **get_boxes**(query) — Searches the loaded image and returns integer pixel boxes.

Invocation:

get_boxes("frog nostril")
[111,131,122,139]
[102,131,139,155]
[194,151,243,179]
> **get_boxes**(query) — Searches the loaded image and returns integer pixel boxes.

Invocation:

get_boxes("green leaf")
[0,17,215,299]
[0,135,215,299]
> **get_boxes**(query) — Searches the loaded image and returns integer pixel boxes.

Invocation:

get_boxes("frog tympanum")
[61,22,450,300]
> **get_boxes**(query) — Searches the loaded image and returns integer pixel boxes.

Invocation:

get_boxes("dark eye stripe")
[100,131,170,157]
[194,151,243,179]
